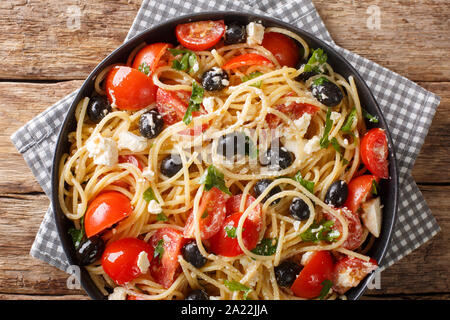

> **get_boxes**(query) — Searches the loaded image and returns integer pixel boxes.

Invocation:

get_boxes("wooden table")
[0,0,449,300]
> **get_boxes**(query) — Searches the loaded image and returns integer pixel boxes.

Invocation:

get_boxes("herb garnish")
[138,62,151,76]
[303,48,328,74]
[199,165,232,195]
[242,71,263,88]
[293,171,315,194]
[143,187,158,203]
[330,137,343,156]
[300,220,340,243]
[318,280,333,300]
[320,108,333,148]
[362,109,379,123]
[156,212,168,222]
[183,81,204,125]
[154,239,165,261]
[341,108,357,133]
[224,280,252,300]
[251,238,278,256]
[68,216,85,249]
[168,48,199,75]
[225,225,237,239]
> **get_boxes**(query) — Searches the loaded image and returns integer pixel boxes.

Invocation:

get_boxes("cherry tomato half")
[225,194,264,234]
[102,238,154,285]
[332,256,378,294]
[222,53,274,70]
[132,42,173,73]
[344,174,378,214]
[149,228,185,288]
[261,32,300,67]
[209,211,260,257]
[290,250,334,299]
[175,20,225,51]
[105,66,156,110]
[119,155,143,171]
[84,191,133,238]
[266,101,319,129]
[323,208,364,250]
[184,187,227,240]
[360,128,389,179]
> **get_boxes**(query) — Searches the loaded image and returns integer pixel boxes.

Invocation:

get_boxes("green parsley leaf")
[156,212,168,222]
[303,48,328,74]
[154,239,164,261]
[341,108,357,133]
[251,238,278,256]
[362,109,379,123]
[138,62,151,76]
[300,220,340,243]
[313,76,329,86]
[183,81,204,125]
[68,216,85,249]
[199,165,232,195]
[201,209,209,219]
[169,48,199,75]
[371,179,379,196]
[143,187,158,203]
[320,108,333,148]
[244,134,259,159]
[225,225,237,239]
[242,71,263,88]
[293,171,315,194]
[224,280,252,300]
[318,279,333,300]
[342,158,350,165]
[330,137,343,156]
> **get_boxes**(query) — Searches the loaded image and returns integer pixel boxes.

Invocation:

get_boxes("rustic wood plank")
[0,187,448,296]
[0,0,448,81]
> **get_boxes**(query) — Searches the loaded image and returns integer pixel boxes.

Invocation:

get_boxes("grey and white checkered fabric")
[10,0,440,274]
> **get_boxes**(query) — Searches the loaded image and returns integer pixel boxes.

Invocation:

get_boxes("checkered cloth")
[11,0,440,275]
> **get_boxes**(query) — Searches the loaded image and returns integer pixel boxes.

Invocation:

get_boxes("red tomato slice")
[149,228,185,288]
[105,66,156,111]
[360,128,389,179]
[183,187,227,240]
[84,191,133,238]
[290,250,334,299]
[119,155,143,171]
[225,194,263,230]
[222,53,274,70]
[132,42,173,73]
[101,238,154,285]
[261,32,300,67]
[175,20,225,51]
[344,174,378,214]
[209,211,260,257]
[266,101,319,128]
[332,256,378,294]
[323,208,364,250]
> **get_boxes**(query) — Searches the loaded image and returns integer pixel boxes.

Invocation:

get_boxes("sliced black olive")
[139,109,164,139]
[216,132,249,159]
[182,241,207,268]
[76,236,105,266]
[201,67,229,91]
[295,62,317,82]
[254,179,282,205]
[87,95,111,123]
[260,142,294,171]
[185,289,209,300]
[289,197,310,221]
[311,78,344,107]
[275,261,302,287]
[160,154,182,178]
[224,22,246,44]
[324,180,348,207]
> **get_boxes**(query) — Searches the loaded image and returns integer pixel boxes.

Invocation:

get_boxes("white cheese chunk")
[86,134,118,166]
[361,197,383,237]
[202,96,215,113]
[293,113,312,137]
[108,287,127,300]
[148,200,162,214]
[136,251,150,274]
[330,111,341,122]
[246,22,265,45]
[142,167,155,181]
[117,131,148,152]
[304,136,321,154]
[301,251,314,266]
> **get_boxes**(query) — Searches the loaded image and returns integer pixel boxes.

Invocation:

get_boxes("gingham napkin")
[11,0,440,275]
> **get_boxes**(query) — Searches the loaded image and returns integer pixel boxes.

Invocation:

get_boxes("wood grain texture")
[0,0,448,81]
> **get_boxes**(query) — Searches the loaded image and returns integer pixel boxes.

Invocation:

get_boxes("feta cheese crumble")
[246,22,265,45]
[117,131,148,152]
[86,134,118,166]
[136,251,150,274]
[293,113,312,137]
[142,167,155,181]
[148,200,162,214]
[202,96,215,113]
[304,136,321,154]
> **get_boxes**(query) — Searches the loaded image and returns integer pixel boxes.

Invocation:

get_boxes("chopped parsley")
[330,137,343,156]
[68,216,85,249]
[371,179,379,196]
[244,134,259,159]
[303,48,328,74]
[300,220,340,243]
[320,108,333,148]
[225,225,237,238]
[313,76,329,86]
[156,212,168,222]
[154,239,165,261]
[143,187,158,203]
[242,71,263,88]
[138,62,151,76]
[293,171,315,194]
[251,238,278,256]
[199,165,232,195]
[362,109,379,123]
[169,48,199,75]
[224,280,252,300]
[341,107,357,133]
[318,280,333,300]
[183,81,204,125]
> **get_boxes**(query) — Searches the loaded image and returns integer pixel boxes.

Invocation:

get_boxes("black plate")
[51,11,398,300]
